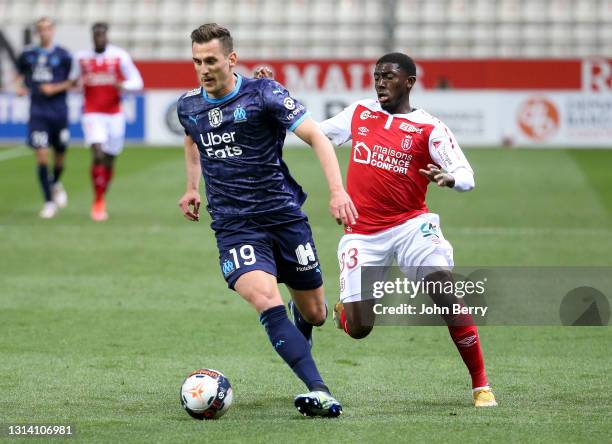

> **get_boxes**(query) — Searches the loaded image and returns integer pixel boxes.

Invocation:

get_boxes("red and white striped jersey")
[320,99,473,235]
[72,44,143,114]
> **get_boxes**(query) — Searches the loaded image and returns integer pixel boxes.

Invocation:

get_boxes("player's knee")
[91,144,105,163]
[301,305,327,326]
[346,324,373,340]
[237,282,281,313]
[343,301,375,339]
[103,153,115,168]
[35,150,49,165]
[424,269,455,306]
[249,290,279,311]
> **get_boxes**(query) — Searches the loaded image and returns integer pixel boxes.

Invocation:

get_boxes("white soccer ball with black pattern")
[180,369,233,420]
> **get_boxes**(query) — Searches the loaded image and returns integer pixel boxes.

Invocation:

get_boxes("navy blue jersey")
[177,75,310,219]
[17,45,72,117]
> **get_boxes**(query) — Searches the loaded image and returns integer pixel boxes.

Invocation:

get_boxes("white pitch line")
[0,146,29,162]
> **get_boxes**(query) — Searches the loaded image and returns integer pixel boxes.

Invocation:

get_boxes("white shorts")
[82,113,126,156]
[337,213,454,303]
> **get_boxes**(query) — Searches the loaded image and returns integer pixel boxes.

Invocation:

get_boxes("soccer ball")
[180,368,233,420]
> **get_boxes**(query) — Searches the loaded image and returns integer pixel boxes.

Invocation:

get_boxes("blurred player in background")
[177,24,357,417]
[15,17,71,219]
[319,53,497,408]
[72,22,143,221]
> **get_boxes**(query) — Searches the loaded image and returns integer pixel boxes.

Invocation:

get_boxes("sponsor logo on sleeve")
[286,103,306,121]
[431,139,452,165]
[283,97,296,110]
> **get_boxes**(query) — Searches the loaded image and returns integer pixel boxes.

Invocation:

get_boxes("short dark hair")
[376,53,417,77]
[92,22,108,32]
[191,23,233,54]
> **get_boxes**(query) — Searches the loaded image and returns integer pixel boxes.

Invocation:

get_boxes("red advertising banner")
[135,58,612,92]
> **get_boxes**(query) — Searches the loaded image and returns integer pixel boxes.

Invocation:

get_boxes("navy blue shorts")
[212,210,324,291]
[27,114,69,152]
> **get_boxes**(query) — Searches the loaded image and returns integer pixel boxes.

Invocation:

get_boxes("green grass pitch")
[0,146,611,443]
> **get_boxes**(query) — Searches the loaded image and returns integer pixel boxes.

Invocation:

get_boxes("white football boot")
[39,201,58,219]
[52,182,68,208]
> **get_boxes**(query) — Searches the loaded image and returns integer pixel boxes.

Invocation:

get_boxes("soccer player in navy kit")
[15,17,72,219]
[177,24,357,417]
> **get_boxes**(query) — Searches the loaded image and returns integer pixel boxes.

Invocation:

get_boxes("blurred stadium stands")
[0,0,611,59]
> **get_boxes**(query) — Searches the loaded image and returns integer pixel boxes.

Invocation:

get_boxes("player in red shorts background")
[71,23,143,221]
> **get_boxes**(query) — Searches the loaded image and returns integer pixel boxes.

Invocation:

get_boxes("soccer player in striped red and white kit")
[319,53,497,407]
[71,23,143,221]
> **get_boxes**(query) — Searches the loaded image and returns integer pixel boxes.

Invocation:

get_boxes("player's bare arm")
[293,117,358,226]
[178,134,201,222]
[14,74,28,96]
[419,163,456,188]
[39,79,77,96]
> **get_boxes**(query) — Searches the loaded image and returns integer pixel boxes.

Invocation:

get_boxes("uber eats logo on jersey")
[200,131,243,158]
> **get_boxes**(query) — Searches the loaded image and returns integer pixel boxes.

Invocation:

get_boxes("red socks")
[339,303,489,389]
[340,307,350,335]
[91,164,113,202]
[447,321,489,389]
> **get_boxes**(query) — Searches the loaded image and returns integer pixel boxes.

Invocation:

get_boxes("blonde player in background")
[15,17,72,218]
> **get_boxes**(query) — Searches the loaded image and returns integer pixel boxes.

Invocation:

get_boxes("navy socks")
[37,164,52,202]
[290,300,313,344]
[260,305,329,393]
[290,301,327,345]
[52,165,64,184]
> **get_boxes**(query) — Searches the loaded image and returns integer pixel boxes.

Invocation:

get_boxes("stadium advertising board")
[0,93,145,142]
[136,58,612,91]
[142,58,612,147]
[2,59,610,146]
[146,89,612,147]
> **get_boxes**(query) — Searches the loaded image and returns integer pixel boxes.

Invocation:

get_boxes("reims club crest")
[401,134,413,151]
